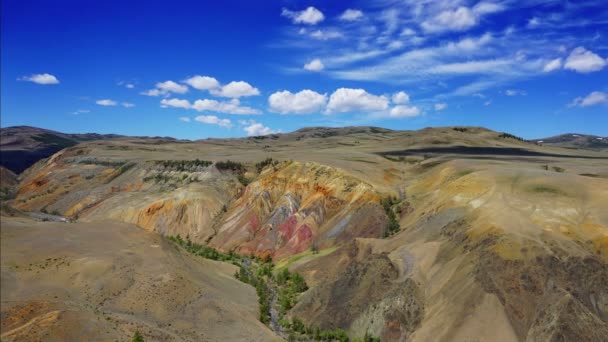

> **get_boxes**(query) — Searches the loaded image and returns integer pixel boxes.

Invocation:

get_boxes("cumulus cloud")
[142,80,188,96]
[210,81,260,98]
[161,98,191,109]
[435,103,447,111]
[156,80,188,94]
[121,102,135,108]
[527,17,540,28]
[141,89,164,96]
[304,58,324,71]
[96,99,117,106]
[569,91,608,107]
[18,73,60,85]
[179,117,191,122]
[282,6,324,25]
[241,120,279,136]
[543,58,562,72]
[195,115,232,128]
[389,105,421,118]
[339,9,363,21]
[392,91,410,104]
[327,88,389,113]
[125,83,135,89]
[564,47,607,73]
[160,97,259,114]
[184,75,220,90]
[192,98,260,114]
[268,90,327,114]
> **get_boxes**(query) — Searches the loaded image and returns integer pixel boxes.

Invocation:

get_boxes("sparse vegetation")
[132,330,144,342]
[78,159,126,167]
[255,157,279,172]
[529,185,563,195]
[552,166,565,173]
[275,267,308,312]
[154,159,212,171]
[452,127,468,132]
[498,132,526,142]
[216,160,246,173]
[237,174,251,186]
[168,235,241,263]
[381,196,401,237]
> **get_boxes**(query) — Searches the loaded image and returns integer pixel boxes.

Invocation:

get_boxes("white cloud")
[304,58,324,71]
[160,97,259,114]
[484,100,492,106]
[195,115,232,128]
[310,30,343,40]
[141,89,164,97]
[435,103,447,111]
[429,59,513,75]
[142,80,188,96]
[326,88,389,113]
[121,102,135,108]
[421,7,477,33]
[192,98,260,114]
[243,120,279,136]
[472,2,504,15]
[527,17,540,28]
[543,58,562,72]
[392,91,410,104]
[505,89,526,96]
[339,9,363,21]
[184,75,220,90]
[161,98,191,109]
[157,80,188,94]
[210,81,260,98]
[400,28,416,36]
[126,84,135,89]
[569,91,608,107]
[389,105,421,118]
[564,47,606,73]
[268,90,327,114]
[72,109,90,115]
[96,99,117,106]
[18,73,59,85]
[179,117,191,122]
[282,6,324,25]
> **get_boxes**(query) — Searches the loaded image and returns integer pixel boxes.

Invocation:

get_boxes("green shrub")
[216,160,245,173]
[132,330,144,342]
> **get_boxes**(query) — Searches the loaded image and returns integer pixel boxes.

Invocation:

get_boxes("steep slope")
[0,216,280,341]
[6,126,608,341]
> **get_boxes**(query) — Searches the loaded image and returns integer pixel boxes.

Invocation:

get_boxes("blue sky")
[2,0,607,140]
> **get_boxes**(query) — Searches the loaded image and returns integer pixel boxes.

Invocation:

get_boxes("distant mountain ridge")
[531,133,608,151]
[0,126,126,173]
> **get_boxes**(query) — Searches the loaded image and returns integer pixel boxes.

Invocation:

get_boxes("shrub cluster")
[381,196,401,237]
[154,159,212,171]
[168,235,240,263]
[215,160,245,173]
[276,268,308,312]
[255,157,279,172]
[498,132,526,142]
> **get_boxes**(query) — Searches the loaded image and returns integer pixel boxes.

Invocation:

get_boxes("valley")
[1,126,607,341]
